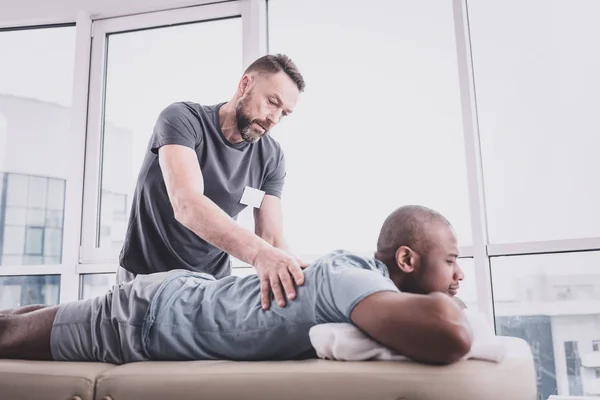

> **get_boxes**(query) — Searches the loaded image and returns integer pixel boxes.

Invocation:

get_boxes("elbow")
[439,323,473,365]
[429,294,474,365]
[171,190,203,226]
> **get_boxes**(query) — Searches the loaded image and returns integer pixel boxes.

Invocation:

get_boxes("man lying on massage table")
[0,205,471,366]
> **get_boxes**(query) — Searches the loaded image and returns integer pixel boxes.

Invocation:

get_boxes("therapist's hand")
[253,246,305,310]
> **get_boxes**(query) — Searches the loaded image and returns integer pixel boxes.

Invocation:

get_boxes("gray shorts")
[50,271,175,365]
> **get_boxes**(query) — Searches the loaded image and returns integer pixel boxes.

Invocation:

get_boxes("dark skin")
[350,222,472,365]
[0,305,57,360]
[0,222,471,364]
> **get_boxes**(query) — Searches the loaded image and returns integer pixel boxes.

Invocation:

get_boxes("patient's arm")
[350,291,473,365]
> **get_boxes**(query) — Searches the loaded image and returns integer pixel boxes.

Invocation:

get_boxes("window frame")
[0,0,597,324]
[79,0,264,264]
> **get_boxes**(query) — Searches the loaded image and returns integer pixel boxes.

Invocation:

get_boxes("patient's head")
[374,205,464,296]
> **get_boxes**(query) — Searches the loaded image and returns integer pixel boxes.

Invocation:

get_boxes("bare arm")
[254,195,306,265]
[350,291,473,365]
[160,144,266,263]
[254,194,287,249]
[159,144,303,308]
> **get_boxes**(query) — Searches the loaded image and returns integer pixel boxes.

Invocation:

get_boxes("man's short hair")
[375,205,451,261]
[244,54,305,92]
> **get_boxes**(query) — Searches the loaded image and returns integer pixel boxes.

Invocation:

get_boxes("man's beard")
[235,98,266,144]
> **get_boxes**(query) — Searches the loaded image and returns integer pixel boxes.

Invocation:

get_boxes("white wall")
[0,0,225,25]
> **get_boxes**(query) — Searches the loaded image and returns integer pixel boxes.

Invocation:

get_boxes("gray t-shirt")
[140,250,400,361]
[119,101,286,278]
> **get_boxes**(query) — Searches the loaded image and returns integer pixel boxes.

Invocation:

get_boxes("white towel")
[309,309,506,363]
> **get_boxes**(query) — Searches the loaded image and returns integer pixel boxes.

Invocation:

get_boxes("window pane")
[27,176,47,208]
[492,252,600,398]
[1,256,21,265]
[5,173,28,207]
[47,178,65,210]
[469,0,600,243]
[0,173,4,208]
[24,226,44,255]
[4,206,26,226]
[2,226,25,255]
[456,258,477,311]
[0,275,60,309]
[43,228,63,257]
[0,26,76,265]
[80,273,115,300]
[45,210,64,228]
[27,208,46,226]
[97,17,243,255]
[268,0,471,256]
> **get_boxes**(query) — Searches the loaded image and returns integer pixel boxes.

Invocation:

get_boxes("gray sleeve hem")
[345,288,400,320]
[150,137,197,154]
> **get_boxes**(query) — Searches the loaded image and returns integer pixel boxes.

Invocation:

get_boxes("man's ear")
[238,74,253,96]
[395,246,419,273]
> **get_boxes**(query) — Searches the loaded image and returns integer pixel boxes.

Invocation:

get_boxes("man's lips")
[255,122,268,132]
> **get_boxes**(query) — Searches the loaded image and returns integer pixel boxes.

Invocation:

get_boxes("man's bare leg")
[0,305,59,360]
[0,304,49,315]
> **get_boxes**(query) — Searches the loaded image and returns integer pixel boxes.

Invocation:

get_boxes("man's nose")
[455,263,465,281]
[268,110,282,126]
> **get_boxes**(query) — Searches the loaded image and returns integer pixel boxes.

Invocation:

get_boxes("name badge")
[240,186,265,209]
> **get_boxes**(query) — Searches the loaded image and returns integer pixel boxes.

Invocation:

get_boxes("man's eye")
[268,99,277,106]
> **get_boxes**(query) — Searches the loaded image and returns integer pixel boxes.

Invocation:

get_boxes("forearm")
[398,293,473,364]
[174,194,270,265]
[259,232,289,252]
[351,291,473,365]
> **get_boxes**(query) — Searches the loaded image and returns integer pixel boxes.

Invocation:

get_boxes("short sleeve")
[150,102,200,154]
[260,150,286,198]
[317,266,400,323]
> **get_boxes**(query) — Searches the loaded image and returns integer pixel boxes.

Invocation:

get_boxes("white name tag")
[240,186,265,209]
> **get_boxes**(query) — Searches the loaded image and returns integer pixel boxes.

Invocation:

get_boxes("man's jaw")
[448,286,460,296]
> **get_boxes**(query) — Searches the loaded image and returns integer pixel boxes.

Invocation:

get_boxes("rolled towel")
[309,309,506,363]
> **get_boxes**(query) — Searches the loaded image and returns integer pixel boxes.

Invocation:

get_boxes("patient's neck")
[375,255,405,289]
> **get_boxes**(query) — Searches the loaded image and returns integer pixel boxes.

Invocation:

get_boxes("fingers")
[289,262,305,285]
[279,268,296,301]
[270,273,286,308]
[260,276,271,310]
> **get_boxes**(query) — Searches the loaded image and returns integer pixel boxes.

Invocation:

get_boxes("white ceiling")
[0,0,227,26]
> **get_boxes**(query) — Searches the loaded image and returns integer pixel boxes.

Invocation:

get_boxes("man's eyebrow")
[448,252,459,259]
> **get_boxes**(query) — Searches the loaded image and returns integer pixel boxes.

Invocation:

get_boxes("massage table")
[0,336,536,400]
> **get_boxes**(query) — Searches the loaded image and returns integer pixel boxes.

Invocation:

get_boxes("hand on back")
[253,247,306,310]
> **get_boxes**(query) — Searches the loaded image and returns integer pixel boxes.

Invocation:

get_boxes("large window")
[1,10,598,400]
[469,0,600,244]
[0,173,65,265]
[0,25,76,307]
[492,253,600,398]
[80,273,115,300]
[267,0,472,258]
[0,275,60,309]
[467,1,600,398]
[0,26,75,267]
[82,8,244,260]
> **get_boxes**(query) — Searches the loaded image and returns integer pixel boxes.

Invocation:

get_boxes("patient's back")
[142,250,399,361]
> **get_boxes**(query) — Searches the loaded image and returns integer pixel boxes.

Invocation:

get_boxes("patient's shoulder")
[311,250,388,276]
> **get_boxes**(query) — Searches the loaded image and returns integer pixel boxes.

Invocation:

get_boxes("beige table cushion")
[0,360,116,400]
[95,337,536,400]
